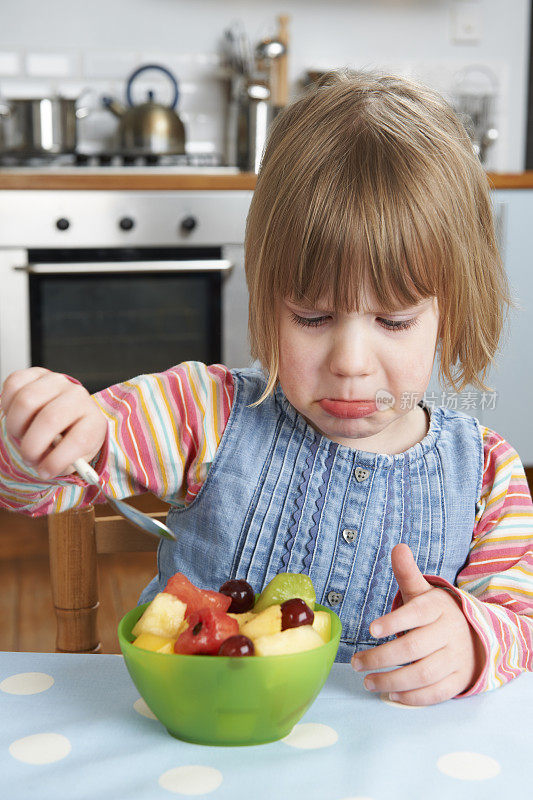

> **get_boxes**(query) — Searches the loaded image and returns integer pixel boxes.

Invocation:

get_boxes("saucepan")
[0,91,92,156]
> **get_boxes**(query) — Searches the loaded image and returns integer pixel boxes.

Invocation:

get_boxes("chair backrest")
[48,505,163,654]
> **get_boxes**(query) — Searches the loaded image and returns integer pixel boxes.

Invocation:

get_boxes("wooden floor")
[0,496,163,655]
[0,552,156,654]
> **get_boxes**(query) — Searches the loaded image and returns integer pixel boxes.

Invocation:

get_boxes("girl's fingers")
[385,671,463,707]
[0,367,50,416]
[21,390,96,472]
[370,591,440,638]
[3,371,72,440]
[364,646,452,694]
[36,416,102,478]
[352,618,446,672]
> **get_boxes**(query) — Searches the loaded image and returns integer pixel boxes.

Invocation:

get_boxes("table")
[1,651,531,800]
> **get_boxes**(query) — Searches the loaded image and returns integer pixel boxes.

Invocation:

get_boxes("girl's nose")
[328,325,374,377]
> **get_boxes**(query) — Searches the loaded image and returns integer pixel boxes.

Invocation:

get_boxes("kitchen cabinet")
[481,190,533,465]
[425,190,533,465]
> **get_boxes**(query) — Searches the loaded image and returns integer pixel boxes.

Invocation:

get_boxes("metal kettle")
[102,64,186,156]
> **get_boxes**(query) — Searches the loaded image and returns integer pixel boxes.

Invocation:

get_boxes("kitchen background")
[0,0,529,171]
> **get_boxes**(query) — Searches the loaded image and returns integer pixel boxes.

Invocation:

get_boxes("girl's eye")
[291,312,330,328]
[378,317,419,332]
[291,312,419,332]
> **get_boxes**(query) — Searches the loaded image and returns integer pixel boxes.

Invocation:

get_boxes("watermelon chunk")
[165,572,232,616]
[174,607,239,655]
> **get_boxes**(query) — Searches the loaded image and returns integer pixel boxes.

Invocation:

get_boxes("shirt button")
[354,466,370,482]
[327,590,343,606]
[342,528,358,543]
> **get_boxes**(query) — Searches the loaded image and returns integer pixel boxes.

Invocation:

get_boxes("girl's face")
[277,287,440,454]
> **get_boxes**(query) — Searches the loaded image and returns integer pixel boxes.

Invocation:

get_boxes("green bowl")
[118,602,341,746]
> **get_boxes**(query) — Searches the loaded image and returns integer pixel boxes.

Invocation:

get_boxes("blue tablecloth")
[1,651,531,799]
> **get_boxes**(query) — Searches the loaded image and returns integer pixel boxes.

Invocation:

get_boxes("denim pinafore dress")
[139,366,484,663]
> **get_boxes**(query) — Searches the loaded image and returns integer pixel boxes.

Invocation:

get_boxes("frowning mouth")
[318,399,377,419]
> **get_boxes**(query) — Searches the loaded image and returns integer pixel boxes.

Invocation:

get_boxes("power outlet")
[451,1,481,44]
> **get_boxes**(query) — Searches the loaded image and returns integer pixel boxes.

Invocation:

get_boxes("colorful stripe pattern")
[0,362,532,694]
[449,426,533,695]
[0,362,234,513]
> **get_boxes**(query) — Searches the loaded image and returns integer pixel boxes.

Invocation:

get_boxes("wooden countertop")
[486,173,533,189]
[0,172,257,190]
[0,171,531,191]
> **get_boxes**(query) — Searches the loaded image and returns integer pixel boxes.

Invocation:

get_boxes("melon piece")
[227,611,256,630]
[254,625,324,656]
[132,632,176,654]
[131,592,186,638]
[165,572,231,615]
[240,604,282,640]
[312,610,331,643]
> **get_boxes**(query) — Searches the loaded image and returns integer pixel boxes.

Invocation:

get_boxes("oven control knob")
[119,216,135,231]
[56,217,70,231]
[181,215,198,232]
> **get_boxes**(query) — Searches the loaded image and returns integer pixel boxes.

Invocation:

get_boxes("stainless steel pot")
[226,75,274,172]
[0,95,90,156]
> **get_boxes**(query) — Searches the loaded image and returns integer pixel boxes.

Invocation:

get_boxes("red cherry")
[280,598,314,630]
[218,635,255,657]
[218,579,255,613]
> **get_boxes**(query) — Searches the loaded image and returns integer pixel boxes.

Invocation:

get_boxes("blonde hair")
[244,68,514,404]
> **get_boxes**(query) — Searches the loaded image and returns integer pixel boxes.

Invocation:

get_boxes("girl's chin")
[311,411,383,438]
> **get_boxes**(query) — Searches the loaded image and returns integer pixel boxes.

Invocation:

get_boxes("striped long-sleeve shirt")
[1,361,532,695]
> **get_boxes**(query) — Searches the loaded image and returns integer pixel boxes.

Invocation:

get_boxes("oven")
[0,190,253,392]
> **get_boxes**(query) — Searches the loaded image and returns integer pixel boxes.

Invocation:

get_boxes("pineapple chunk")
[240,604,282,640]
[133,632,176,654]
[227,611,256,630]
[131,592,186,638]
[254,625,324,656]
[312,610,331,643]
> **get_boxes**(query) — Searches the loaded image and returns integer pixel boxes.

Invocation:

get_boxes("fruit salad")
[131,572,332,657]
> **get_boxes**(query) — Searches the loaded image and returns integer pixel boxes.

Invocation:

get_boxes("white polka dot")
[282,722,338,749]
[437,751,501,781]
[133,697,157,719]
[9,733,71,764]
[158,765,223,795]
[379,692,425,709]
[1,672,54,695]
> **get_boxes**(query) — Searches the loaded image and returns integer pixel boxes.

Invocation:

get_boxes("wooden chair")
[48,505,165,654]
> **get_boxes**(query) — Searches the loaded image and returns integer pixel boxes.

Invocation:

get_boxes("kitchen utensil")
[255,37,287,107]
[0,94,91,156]
[223,28,242,74]
[223,20,254,77]
[270,15,290,110]
[72,456,175,541]
[118,600,341,745]
[451,64,499,164]
[255,39,286,61]
[102,64,185,156]
[233,76,274,172]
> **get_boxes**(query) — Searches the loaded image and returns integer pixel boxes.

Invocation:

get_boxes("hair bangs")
[266,147,442,316]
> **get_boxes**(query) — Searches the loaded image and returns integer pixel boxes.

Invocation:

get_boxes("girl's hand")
[351,543,486,705]
[1,367,107,480]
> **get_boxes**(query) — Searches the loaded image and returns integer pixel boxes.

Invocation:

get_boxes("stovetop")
[0,152,240,173]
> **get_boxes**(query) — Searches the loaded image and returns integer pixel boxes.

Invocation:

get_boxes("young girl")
[1,70,532,707]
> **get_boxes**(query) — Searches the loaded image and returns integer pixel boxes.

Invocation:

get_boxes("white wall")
[0,0,530,169]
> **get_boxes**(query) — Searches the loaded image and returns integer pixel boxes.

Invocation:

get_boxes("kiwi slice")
[254,572,316,613]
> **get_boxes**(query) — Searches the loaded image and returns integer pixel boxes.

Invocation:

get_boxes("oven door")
[22,249,231,394]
